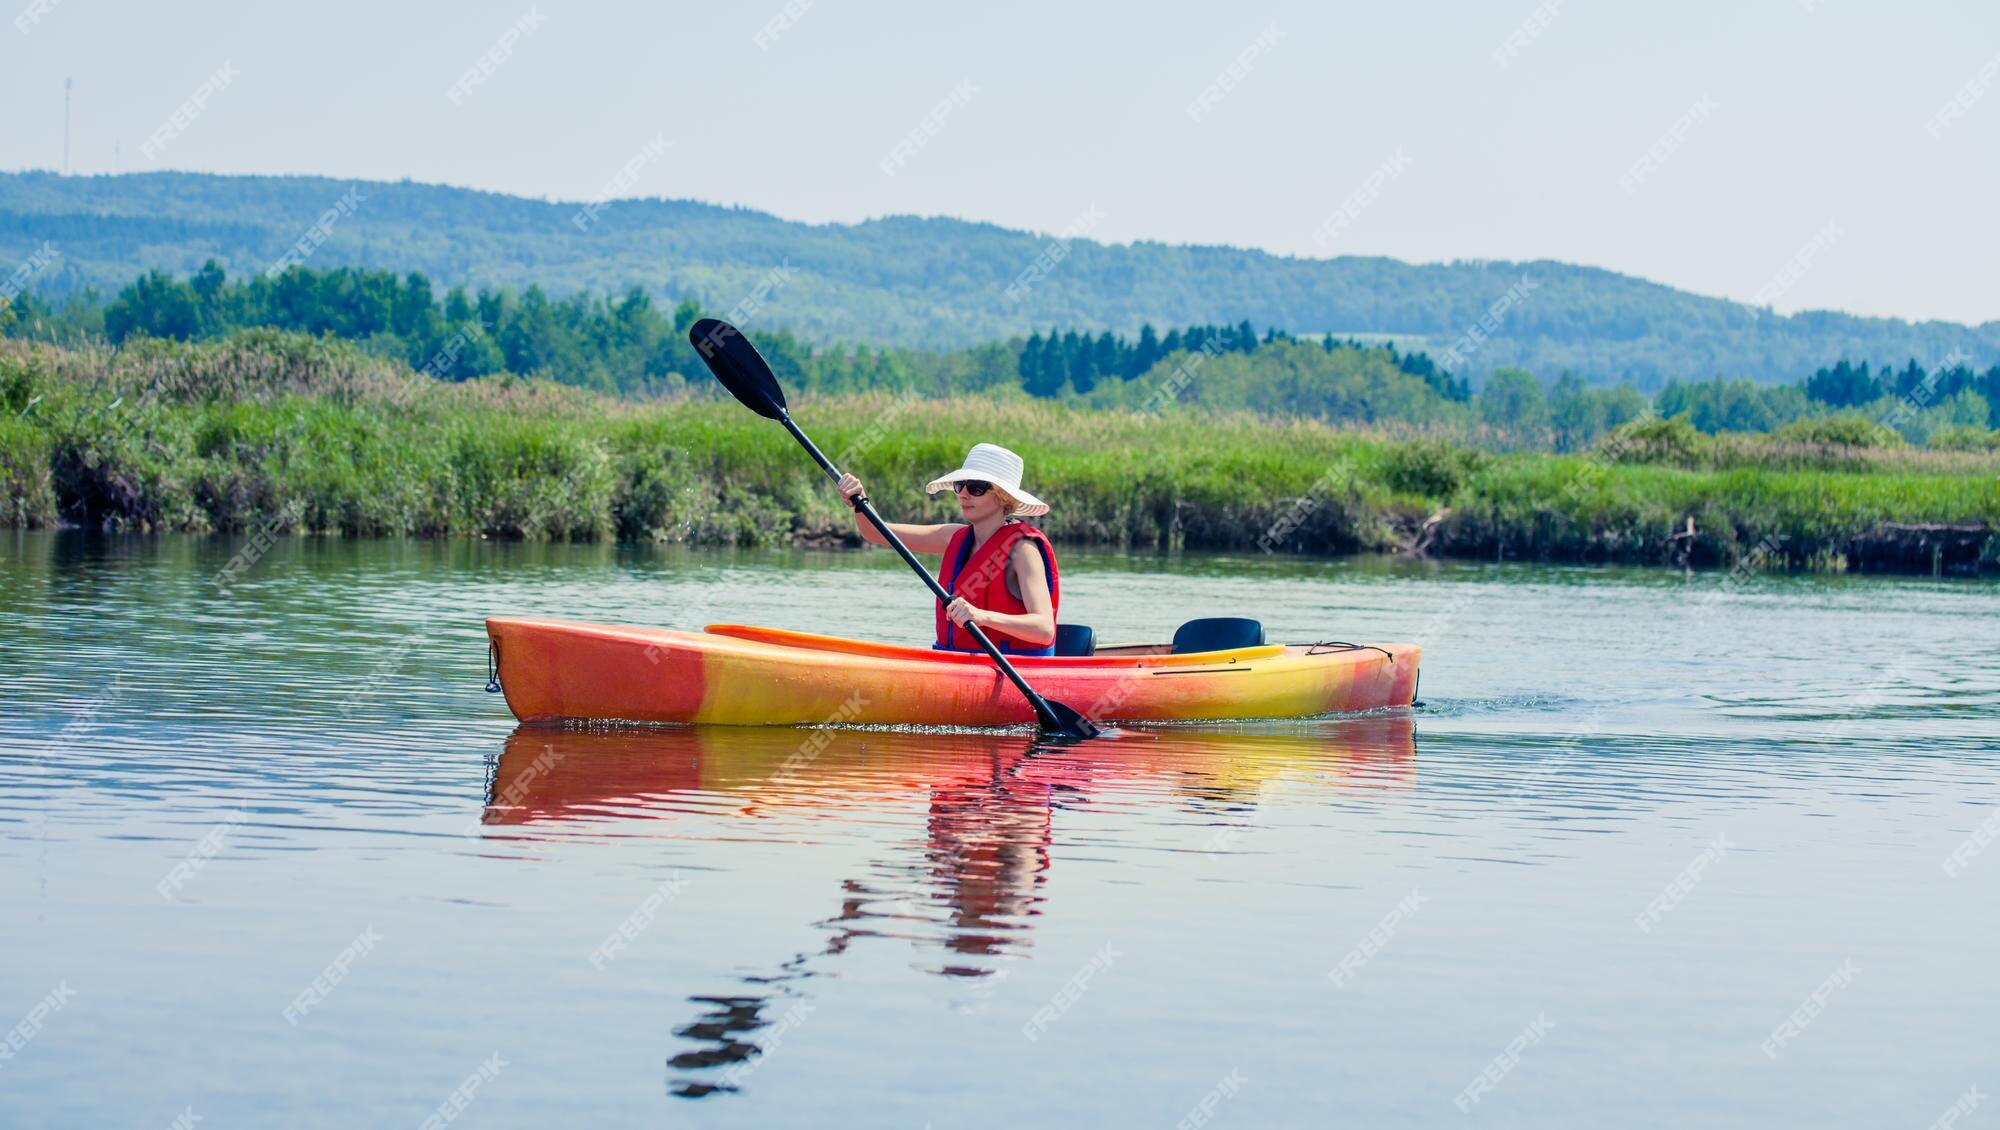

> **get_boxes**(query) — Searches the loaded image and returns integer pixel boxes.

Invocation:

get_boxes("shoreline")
[4,335,1995,577]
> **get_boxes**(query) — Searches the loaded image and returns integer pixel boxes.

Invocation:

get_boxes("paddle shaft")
[774,411,1069,731]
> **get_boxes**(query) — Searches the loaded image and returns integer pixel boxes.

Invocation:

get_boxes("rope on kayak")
[1306,640,1395,662]
[486,639,502,693]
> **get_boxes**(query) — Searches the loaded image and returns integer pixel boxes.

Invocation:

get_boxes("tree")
[104,271,201,343]
[1805,360,1880,408]
[1478,368,1551,437]
[1134,323,1160,375]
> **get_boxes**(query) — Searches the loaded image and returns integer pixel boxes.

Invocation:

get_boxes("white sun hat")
[924,443,1049,517]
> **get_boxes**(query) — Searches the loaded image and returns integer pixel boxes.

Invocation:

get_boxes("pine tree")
[1135,323,1160,375]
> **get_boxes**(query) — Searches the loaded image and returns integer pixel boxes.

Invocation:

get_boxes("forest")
[5,170,1996,386]
[5,261,1999,452]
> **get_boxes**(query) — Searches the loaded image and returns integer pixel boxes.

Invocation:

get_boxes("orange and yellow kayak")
[486,617,1420,727]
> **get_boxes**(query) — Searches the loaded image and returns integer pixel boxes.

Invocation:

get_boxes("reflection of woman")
[837,443,1059,655]
[921,752,1052,959]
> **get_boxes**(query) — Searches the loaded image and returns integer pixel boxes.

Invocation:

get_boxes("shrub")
[1379,439,1486,499]
[1773,413,1904,448]
[1929,424,2000,452]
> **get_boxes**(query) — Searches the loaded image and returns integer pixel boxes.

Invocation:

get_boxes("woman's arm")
[836,473,962,554]
[944,540,1056,648]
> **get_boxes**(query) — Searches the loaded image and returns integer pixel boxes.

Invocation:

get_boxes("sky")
[4,0,1997,325]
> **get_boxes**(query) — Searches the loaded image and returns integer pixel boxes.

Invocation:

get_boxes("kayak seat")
[1171,617,1265,655]
[1053,623,1096,657]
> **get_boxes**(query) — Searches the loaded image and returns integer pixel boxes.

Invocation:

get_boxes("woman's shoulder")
[1007,524,1055,558]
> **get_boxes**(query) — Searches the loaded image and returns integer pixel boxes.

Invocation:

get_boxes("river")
[1,532,1995,1128]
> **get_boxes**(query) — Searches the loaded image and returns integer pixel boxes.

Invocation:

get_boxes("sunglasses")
[952,480,995,497]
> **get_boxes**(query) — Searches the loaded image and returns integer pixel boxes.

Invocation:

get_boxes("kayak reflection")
[481,716,1416,1097]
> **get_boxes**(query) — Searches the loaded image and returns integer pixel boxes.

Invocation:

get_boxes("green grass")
[3,333,1995,573]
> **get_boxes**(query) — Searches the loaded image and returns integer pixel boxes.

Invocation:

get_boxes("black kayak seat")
[1171,617,1266,655]
[1053,623,1096,657]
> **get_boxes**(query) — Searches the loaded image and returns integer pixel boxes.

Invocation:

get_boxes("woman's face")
[955,482,1009,523]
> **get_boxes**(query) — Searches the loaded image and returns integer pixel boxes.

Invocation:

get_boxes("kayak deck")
[701,622,1276,665]
[487,617,1421,728]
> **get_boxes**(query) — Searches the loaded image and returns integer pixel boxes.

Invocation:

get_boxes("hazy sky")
[6,0,1997,324]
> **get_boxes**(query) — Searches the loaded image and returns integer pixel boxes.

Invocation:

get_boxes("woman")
[837,443,1059,655]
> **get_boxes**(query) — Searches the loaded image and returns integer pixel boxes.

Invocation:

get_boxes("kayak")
[485,617,1421,728]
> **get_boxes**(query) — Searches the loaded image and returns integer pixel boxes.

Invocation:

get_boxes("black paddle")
[688,318,1101,740]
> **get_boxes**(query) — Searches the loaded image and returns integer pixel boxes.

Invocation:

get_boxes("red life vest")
[934,521,1060,654]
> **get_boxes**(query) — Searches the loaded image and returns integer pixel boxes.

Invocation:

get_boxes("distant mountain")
[3,170,1995,387]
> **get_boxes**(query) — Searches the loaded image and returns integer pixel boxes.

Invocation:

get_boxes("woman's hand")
[944,597,986,629]
[836,473,865,505]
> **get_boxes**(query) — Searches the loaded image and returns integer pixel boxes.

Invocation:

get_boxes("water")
[2,531,1996,1128]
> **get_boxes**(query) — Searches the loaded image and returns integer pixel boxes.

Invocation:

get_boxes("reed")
[3,335,1994,572]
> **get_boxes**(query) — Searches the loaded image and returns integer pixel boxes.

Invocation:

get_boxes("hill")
[3,170,1995,386]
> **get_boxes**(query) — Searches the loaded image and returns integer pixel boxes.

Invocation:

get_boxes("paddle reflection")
[482,716,1416,1097]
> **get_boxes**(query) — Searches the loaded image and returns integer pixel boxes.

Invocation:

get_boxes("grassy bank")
[3,334,1995,573]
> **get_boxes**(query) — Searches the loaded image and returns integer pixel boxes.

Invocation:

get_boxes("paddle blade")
[689,318,787,420]
[1039,697,1103,740]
